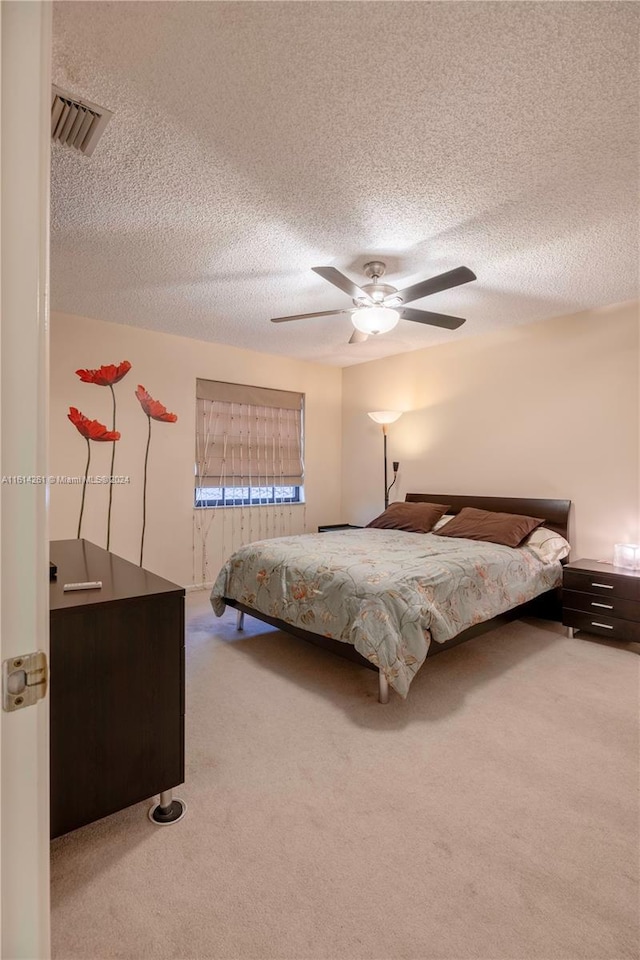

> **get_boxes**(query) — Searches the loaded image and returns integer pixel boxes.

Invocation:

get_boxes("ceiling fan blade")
[391,266,476,305]
[271,308,352,323]
[348,329,369,344]
[312,266,372,302]
[401,306,466,330]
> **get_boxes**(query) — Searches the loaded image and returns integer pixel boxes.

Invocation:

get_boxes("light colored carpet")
[51,591,639,960]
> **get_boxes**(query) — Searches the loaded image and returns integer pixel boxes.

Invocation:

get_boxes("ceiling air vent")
[51,85,113,156]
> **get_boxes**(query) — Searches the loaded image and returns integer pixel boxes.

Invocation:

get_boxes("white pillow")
[432,514,455,531]
[524,527,570,563]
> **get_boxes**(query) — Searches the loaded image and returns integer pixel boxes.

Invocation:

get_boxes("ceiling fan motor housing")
[354,282,400,306]
[357,262,403,306]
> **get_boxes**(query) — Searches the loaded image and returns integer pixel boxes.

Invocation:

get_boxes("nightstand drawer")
[562,608,640,642]
[563,589,640,622]
[563,569,640,601]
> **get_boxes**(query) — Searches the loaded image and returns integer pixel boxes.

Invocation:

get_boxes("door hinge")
[2,651,48,712]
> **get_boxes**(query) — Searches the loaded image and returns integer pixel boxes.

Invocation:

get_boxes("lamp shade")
[367,411,402,425]
[352,306,399,335]
[613,543,640,570]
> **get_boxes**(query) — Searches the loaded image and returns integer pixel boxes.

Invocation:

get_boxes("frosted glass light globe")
[352,306,399,335]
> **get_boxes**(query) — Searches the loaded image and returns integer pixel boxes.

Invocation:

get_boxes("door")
[0,2,52,958]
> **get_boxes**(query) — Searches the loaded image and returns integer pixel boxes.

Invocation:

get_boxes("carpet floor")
[51,590,639,960]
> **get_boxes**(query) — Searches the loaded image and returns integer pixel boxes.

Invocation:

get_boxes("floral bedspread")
[210,529,561,697]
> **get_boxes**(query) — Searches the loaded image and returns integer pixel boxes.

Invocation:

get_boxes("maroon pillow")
[366,501,450,533]
[433,507,544,547]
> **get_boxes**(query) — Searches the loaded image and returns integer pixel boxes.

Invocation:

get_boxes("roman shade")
[195,379,304,487]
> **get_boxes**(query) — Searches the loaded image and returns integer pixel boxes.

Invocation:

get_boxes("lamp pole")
[383,425,389,509]
[367,411,402,511]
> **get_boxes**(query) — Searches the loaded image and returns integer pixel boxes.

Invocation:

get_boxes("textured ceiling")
[51,1,639,367]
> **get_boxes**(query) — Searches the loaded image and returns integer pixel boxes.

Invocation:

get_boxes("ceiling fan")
[271,261,476,343]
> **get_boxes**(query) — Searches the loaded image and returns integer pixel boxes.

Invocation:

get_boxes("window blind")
[195,379,304,487]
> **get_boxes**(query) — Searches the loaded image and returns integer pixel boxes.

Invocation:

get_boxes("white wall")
[342,301,639,561]
[49,312,342,586]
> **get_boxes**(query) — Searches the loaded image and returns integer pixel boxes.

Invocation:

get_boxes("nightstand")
[562,559,640,642]
[317,524,363,533]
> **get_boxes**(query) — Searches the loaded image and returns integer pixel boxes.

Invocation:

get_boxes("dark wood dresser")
[49,539,185,839]
[562,558,640,643]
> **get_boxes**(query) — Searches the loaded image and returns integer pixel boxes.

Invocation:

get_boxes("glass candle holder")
[613,543,640,570]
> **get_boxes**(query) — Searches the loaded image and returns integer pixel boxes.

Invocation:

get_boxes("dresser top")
[50,539,184,612]
[564,558,640,580]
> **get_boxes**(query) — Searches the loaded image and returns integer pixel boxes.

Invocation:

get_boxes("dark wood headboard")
[405,493,571,541]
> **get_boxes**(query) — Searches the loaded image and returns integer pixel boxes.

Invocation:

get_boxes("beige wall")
[50,302,639,583]
[342,302,639,561]
[49,313,342,586]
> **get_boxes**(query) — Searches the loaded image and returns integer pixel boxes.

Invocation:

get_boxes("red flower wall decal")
[135,385,178,566]
[68,407,121,539]
[67,407,121,442]
[134,385,178,422]
[76,360,131,549]
[75,360,132,386]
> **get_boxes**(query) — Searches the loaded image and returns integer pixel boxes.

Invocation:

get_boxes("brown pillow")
[433,507,544,547]
[366,501,450,533]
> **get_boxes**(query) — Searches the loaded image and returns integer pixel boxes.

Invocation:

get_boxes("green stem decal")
[106,384,116,550]
[77,438,91,539]
[139,416,151,566]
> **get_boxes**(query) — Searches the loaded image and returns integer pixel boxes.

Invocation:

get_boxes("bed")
[210,494,571,702]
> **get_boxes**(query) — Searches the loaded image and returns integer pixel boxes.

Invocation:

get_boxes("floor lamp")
[367,411,402,509]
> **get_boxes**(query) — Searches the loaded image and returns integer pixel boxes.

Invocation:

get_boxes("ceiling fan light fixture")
[352,306,399,335]
[272,262,475,336]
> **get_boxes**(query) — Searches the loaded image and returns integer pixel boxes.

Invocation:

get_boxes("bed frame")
[224,494,571,703]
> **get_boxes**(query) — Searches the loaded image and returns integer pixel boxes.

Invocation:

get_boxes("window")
[195,379,304,508]
[195,485,303,507]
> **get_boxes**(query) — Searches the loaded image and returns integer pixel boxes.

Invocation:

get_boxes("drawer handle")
[591,582,614,589]
[591,621,614,629]
[591,602,613,610]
